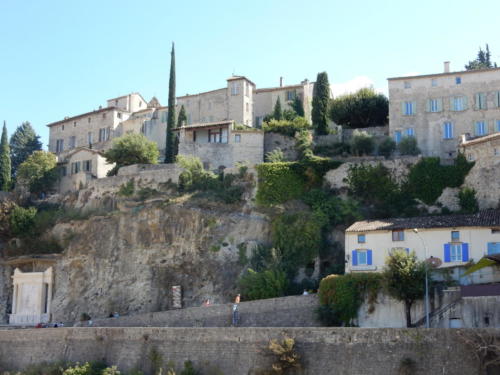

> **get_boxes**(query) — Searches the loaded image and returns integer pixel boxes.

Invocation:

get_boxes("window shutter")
[437,98,443,112]
[444,244,451,262]
[406,248,410,254]
[463,96,468,110]
[496,92,500,107]
[367,250,373,265]
[426,100,431,112]
[450,97,455,111]
[488,243,495,255]
[475,93,480,109]
[352,250,358,266]
[412,101,417,114]
[462,243,469,262]
[401,102,406,115]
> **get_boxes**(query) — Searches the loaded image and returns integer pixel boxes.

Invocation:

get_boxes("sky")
[1,0,500,147]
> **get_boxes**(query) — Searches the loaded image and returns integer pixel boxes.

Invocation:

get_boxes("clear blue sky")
[1,0,500,147]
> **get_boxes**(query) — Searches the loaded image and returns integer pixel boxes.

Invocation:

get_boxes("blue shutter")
[367,250,373,265]
[352,250,358,266]
[444,244,451,262]
[462,243,469,262]
[487,243,500,255]
[406,248,410,254]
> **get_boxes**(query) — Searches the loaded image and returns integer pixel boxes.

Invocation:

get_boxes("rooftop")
[461,132,500,147]
[387,67,500,81]
[345,210,500,232]
[172,120,234,131]
[46,106,122,127]
[255,83,307,93]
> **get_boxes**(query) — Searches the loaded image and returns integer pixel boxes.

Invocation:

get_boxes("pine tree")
[165,42,176,163]
[10,121,42,177]
[312,72,330,135]
[273,97,283,120]
[291,95,305,117]
[465,44,497,70]
[0,122,11,190]
[177,105,187,127]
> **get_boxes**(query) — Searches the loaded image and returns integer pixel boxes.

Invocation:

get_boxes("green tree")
[104,133,159,175]
[312,72,330,135]
[459,187,479,214]
[9,121,42,177]
[17,151,58,194]
[350,130,375,156]
[273,97,283,120]
[378,137,396,158]
[238,268,288,301]
[0,122,11,190]
[294,130,313,160]
[9,205,37,237]
[291,95,305,117]
[397,136,421,156]
[165,42,176,163]
[329,88,388,128]
[465,44,497,70]
[177,104,187,127]
[384,250,426,327]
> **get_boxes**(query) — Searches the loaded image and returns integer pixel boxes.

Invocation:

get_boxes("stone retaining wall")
[0,327,485,374]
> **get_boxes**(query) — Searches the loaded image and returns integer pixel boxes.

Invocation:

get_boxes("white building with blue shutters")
[345,210,500,284]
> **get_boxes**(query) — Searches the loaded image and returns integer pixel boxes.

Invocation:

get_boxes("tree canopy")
[0,122,11,190]
[17,150,58,194]
[9,122,42,177]
[177,105,187,127]
[329,88,388,128]
[311,72,330,135]
[165,42,176,163]
[273,97,283,121]
[465,44,497,70]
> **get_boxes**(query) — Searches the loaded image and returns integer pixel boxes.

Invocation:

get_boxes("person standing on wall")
[232,294,240,326]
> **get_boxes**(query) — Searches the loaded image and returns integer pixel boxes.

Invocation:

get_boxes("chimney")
[444,61,450,73]
[279,77,283,87]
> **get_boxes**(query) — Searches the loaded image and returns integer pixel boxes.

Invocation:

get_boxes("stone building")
[460,132,500,167]
[345,210,500,284]
[388,63,500,160]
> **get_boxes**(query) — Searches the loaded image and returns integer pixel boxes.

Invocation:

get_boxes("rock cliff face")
[48,199,270,322]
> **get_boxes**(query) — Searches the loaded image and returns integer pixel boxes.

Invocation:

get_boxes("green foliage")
[262,117,311,137]
[22,361,69,375]
[329,88,388,128]
[0,122,11,190]
[237,243,248,265]
[9,205,37,236]
[265,148,285,163]
[397,136,420,156]
[406,154,474,204]
[266,336,301,374]
[62,362,106,375]
[465,44,497,70]
[291,95,305,117]
[9,121,42,177]
[459,187,479,213]
[302,189,362,227]
[17,150,58,194]
[238,267,288,301]
[350,130,375,156]
[317,273,383,326]
[313,142,350,157]
[104,134,159,175]
[312,71,330,135]
[165,43,176,163]
[118,180,135,197]
[384,250,426,327]
[378,137,396,158]
[294,130,313,160]
[255,162,306,205]
[177,105,187,127]
[272,212,323,276]
[273,97,283,120]
[136,187,158,201]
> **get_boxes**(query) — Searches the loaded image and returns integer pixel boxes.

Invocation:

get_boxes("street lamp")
[413,228,430,328]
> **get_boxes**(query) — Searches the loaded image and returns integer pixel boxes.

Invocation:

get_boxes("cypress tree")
[177,105,187,127]
[9,121,42,177]
[165,42,176,163]
[0,122,11,190]
[292,95,305,117]
[273,97,283,120]
[312,72,331,135]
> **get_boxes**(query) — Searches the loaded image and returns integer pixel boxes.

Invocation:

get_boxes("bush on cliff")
[17,150,59,194]
[238,267,288,300]
[262,117,311,137]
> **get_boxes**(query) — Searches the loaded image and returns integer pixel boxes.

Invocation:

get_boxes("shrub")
[238,268,288,301]
[118,180,135,197]
[350,130,375,156]
[266,336,301,374]
[17,150,59,194]
[62,362,106,375]
[9,205,37,236]
[265,148,285,163]
[378,137,396,158]
[294,130,313,160]
[255,162,306,205]
[459,187,479,213]
[397,136,420,156]
[313,142,350,157]
[262,117,311,137]
[302,189,362,227]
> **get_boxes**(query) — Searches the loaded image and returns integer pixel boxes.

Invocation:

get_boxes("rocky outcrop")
[463,162,500,210]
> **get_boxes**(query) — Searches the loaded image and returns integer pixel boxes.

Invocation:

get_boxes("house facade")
[345,210,500,284]
[388,63,500,160]
[460,132,500,167]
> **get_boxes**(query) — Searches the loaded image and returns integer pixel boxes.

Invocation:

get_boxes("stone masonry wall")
[0,327,485,374]
[263,133,297,161]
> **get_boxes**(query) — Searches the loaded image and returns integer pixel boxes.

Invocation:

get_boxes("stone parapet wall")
[0,327,485,374]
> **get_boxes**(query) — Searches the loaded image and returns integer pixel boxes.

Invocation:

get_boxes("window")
[451,231,460,241]
[82,160,91,172]
[231,82,239,95]
[71,161,81,174]
[487,242,500,255]
[467,153,474,161]
[208,128,228,143]
[73,121,77,127]
[392,230,404,241]
[245,82,249,97]
[450,243,462,262]
[404,81,411,89]
[428,98,441,112]
[234,134,241,143]
[352,249,372,266]
[394,130,402,144]
[495,92,500,107]
[402,101,415,115]
[358,234,366,243]
[475,121,487,136]
[406,128,415,137]
[99,128,110,142]
[139,101,142,107]
[115,99,118,106]
[88,117,91,123]
[456,77,462,85]
[443,122,454,139]
[246,102,249,113]
[451,96,467,111]
[475,93,487,110]
[255,116,264,128]
[62,125,65,131]
[60,166,67,177]
[431,79,438,87]
[286,90,296,100]
[102,113,107,119]
[495,148,499,156]
[88,132,93,145]
[117,112,122,119]
[357,250,368,265]
[56,139,64,153]
[69,136,76,149]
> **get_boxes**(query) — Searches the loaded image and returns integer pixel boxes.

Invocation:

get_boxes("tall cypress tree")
[177,105,187,127]
[0,122,11,191]
[312,72,330,135]
[10,121,42,177]
[165,42,176,163]
[273,97,283,120]
[292,95,305,117]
